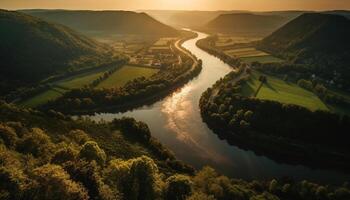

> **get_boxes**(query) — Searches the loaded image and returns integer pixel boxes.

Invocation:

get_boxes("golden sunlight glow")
[161,84,233,165]
[1,0,349,11]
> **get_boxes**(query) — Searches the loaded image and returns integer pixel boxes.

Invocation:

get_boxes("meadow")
[19,65,151,108]
[240,55,284,64]
[153,37,176,46]
[97,65,159,89]
[223,47,284,64]
[19,87,67,108]
[241,71,329,111]
[224,47,268,58]
[56,69,111,89]
[215,35,261,47]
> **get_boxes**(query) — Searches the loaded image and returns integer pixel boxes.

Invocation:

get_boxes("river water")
[87,31,349,184]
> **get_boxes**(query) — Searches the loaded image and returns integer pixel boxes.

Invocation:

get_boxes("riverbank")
[196,35,241,68]
[41,32,202,114]
[87,30,350,184]
[199,70,350,173]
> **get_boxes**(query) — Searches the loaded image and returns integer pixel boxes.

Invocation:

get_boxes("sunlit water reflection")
[87,31,350,184]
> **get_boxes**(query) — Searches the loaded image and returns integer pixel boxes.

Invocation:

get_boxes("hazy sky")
[1,0,350,11]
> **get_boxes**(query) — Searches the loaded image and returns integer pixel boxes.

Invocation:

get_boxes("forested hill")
[259,13,350,88]
[0,9,124,95]
[260,13,350,56]
[21,10,179,36]
[1,102,349,200]
[203,13,290,35]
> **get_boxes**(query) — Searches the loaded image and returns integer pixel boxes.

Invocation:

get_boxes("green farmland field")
[97,65,159,89]
[19,87,67,108]
[223,47,284,64]
[215,36,261,47]
[57,70,110,89]
[19,67,115,108]
[224,48,268,58]
[241,71,329,111]
[240,55,284,64]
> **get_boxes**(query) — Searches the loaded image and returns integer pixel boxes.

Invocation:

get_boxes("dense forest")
[22,10,179,37]
[1,101,350,200]
[0,9,126,95]
[203,13,290,35]
[258,13,350,90]
[199,69,350,171]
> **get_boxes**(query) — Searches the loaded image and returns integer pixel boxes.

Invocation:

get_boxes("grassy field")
[216,35,261,47]
[97,65,159,89]
[56,69,111,89]
[224,48,269,58]
[19,67,115,108]
[223,47,284,64]
[240,55,284,64]
[241,71,329,111]
[153,37,175,46]
[19,87,67,108]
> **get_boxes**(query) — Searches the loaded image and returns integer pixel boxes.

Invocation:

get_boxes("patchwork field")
[56,68,113,89]
[224,48,268,58]
[240,55,284,64]
[97,65,159,89]
[241,71,329,111]
[215,35,261,47]
[19,67,117,108]
[149,46,169,50]
[153,37,176,46]
[19,87,67,108]
[224,47,284,64]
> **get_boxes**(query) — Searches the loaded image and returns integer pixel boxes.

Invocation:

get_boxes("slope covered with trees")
[22,10,179,37]
[1,101,349,200]
[258,13,350,89]
[0,9,125,95]
[199,69,350,171]
[203,13,290,35]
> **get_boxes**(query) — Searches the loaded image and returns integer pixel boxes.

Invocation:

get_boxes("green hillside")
[258,13,350,88]
[241,71,329,111]
[203,13,290,35]
[145,10,349,29]
[22,10,179,37]
[0,9,124,95]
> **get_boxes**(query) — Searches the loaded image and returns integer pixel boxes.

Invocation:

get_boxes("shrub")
[51,146,78,164]
[269,179,278,193]
[165,174,192,200]
[112,118,151,142]
[78,141,106,165]
[67,129,91,145]
[31,164,89,200]
[127,156,163,200]
[16,128,54,158]
[0,124,18,148]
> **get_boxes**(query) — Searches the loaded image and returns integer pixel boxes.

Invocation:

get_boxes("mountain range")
[21,10,179,37]
[202,13,291,35]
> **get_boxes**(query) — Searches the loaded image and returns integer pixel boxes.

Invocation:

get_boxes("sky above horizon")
[1,0,350,11]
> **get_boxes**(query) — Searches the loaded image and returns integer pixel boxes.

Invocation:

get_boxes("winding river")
[88,31,350,184]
